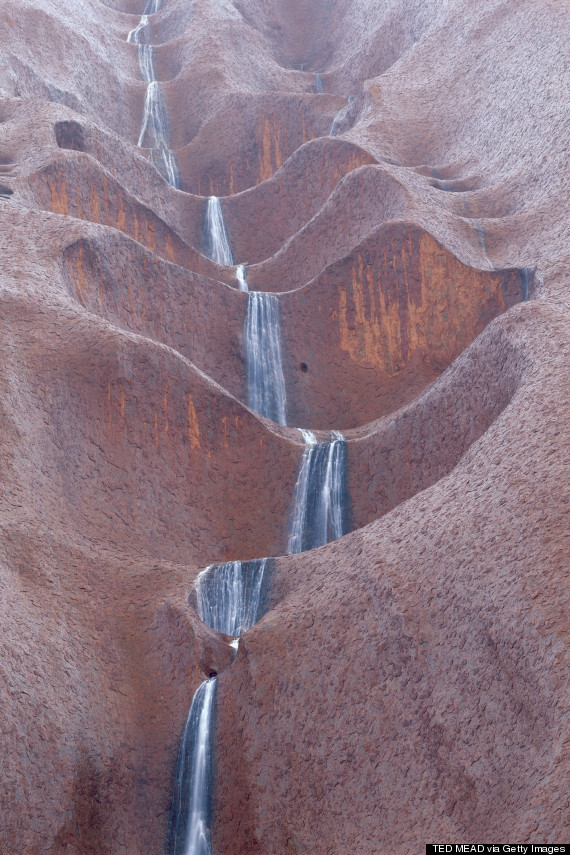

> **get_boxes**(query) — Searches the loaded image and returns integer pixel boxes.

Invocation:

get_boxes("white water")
[204,197,233,265]
[196,559,268,637]
[245,292,287,425]
[205,208,288,428]
[137,82,180,187]
[330,96,355,136]
[129,4,179,188]
[169,678,217,855]
[324,430,346,544]
[169,559,270,851]
[287,430,317,554]
[477,220,493,269]
[127,15,149,46]
[236,264,248,292]
[330,105,347,136]
[287,429,348,554]
[168,429,350,854]
[138,44,156,84]
[316,73,324,93]
[138,80,162,146]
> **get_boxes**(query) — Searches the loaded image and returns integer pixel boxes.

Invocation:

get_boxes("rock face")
[0,1,568,854]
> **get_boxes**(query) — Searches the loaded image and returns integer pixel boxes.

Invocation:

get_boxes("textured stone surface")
[0,0,568,853]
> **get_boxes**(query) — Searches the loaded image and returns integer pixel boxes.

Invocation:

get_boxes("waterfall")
[168,559,271,852]
[195,559,268,637]
[330,112,341,136]
[168,678,217,855]
[127,15,150,46]
[138,81,165,146]
[287,429,349,554]
[137,82,179,187]
[236,264,248,292]
[245,292,287,426]
[204,197,233,266]
[138,44,156,85]
[129,4,179,188]
[330,96,355,136]
[521,268,532,301]
[316,73,324,93]
[205,210,288,428]
[287,429,317,555]
[477,219,493,269]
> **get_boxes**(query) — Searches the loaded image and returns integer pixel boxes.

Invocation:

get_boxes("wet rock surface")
[0,0,568,853]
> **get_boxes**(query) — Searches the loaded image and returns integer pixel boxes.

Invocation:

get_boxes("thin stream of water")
[236,264,248,291]
[245,292,287,425]
[288,429,349,554]
[168,560,270,853]
[168,679,217,855]
[128,1,179,188]
[204,197,233,265]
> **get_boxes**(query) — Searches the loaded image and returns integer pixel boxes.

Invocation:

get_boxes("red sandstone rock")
[0,0,568,853]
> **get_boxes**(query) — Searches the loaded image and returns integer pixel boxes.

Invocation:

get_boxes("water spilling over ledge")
[204,197,233,266]
[167,678,217,855]
[245,293,287,426]
[168,559,272,853]
[129,2,179,188]
[196,559,269,637]
[330,96,355,136]
[236,264,248,291]
[288,429,350,554]
[204,203,290,428]
[127,16,150,48]
[166,430,352,849]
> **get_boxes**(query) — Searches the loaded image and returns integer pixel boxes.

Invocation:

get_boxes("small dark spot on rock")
[300,362,308,373]
[55,120,86,152]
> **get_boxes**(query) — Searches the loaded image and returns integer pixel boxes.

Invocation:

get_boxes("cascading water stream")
[169,678,217,855]
[330,96,355,136]
[288,429,349,554]
[128,0,179,188]
[168,559,269,854]
[196,559,268,637]
[236,264,248,292]
[204,197,233,265]
[127,15,149,49]
[245,292,287,426]
[164,30,352,853]
[167,431,350,852]
[137,42,156,86]
[203,200,288,426]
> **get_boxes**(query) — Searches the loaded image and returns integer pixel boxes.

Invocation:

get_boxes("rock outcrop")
[0,1,568,853]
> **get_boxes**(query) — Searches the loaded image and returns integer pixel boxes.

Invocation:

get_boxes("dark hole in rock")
[300,362,308,373]
[55,120,86,152]
[209,670,218,678]
[0,185,13,197]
